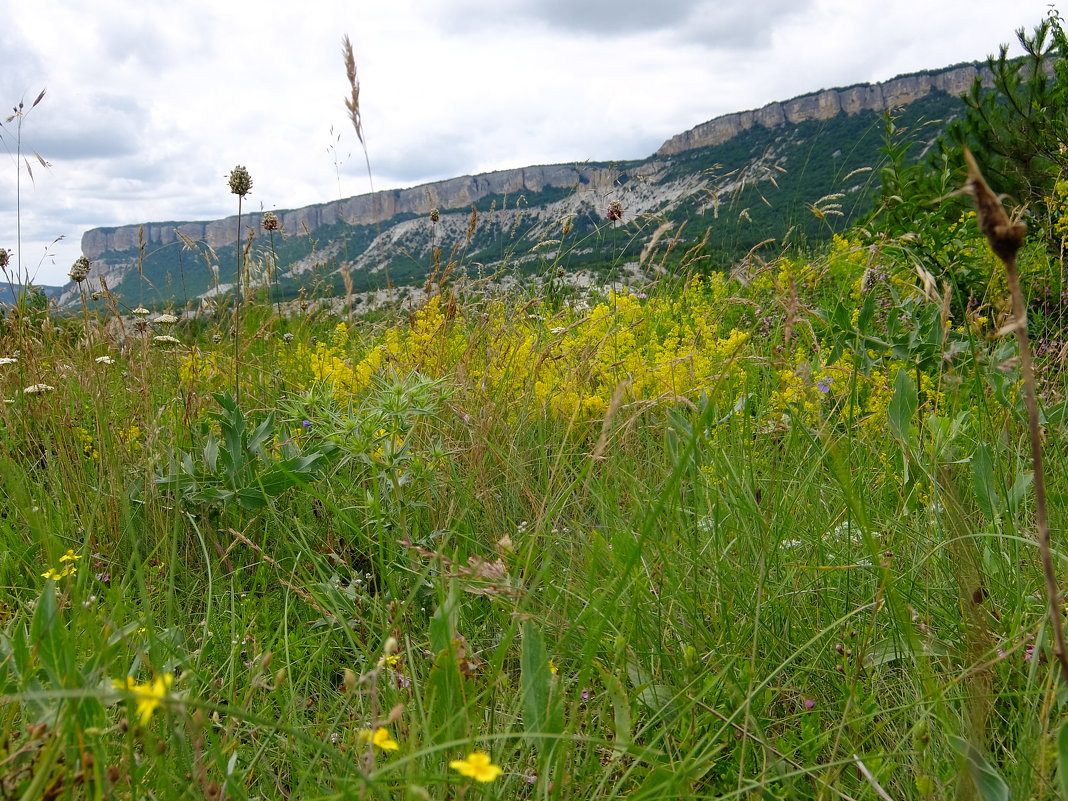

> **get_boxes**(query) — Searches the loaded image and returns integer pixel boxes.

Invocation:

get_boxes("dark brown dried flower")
[228,165,252,197]
[0,248,9,269]
[963,147,1026,264]
[606,200,624,221]
[262,212,280,232]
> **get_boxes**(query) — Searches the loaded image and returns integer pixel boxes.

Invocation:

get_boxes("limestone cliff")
[80,164,615,260]
[655,64,988,156]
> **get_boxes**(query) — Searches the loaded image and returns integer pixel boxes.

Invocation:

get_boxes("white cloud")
[0,0,1059,285]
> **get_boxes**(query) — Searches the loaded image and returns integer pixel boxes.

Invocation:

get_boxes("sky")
[0,0,1061,286]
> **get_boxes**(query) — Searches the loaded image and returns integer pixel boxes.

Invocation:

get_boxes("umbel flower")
[69,256,90,283]
[449,751,502,782]
[228,165,252,197]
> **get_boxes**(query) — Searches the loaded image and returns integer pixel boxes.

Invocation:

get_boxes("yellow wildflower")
[41,564,76,580]
[357,726,400,751]
[449,750,502,782]
[59,549,82,563]
[112,673,174,724]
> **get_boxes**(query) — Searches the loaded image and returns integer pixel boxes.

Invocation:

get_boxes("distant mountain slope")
[63,62,985,308]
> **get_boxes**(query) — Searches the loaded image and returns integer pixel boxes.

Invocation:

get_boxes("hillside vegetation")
[1,14,1068,801]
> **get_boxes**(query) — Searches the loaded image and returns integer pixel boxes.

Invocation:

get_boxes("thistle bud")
[228,165,253,197]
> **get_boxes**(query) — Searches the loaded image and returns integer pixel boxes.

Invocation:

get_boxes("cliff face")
[80,163,613,260]
[655,64,986,156]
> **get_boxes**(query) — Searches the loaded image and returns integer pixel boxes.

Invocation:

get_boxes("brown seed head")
[262,211,280,232]
[0,248,9,269]
[963,147,1026,264]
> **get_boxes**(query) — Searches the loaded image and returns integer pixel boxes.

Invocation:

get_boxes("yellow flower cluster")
[75,426,99,460]
[42,549,81,580]
[276,283,751,422]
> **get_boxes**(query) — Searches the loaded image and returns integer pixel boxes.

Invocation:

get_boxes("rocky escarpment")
[80,163,623,260]
[81,63,992,263]
[655,64,988,156]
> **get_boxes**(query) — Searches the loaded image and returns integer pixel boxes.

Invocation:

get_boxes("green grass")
[1,225,1067,800]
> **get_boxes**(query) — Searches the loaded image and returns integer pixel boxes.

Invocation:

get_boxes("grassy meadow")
[2,203,1068,801]
[5,18,1068,795]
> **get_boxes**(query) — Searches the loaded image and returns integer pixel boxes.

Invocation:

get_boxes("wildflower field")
[5,15,1068,801]
[2,193,1068,800]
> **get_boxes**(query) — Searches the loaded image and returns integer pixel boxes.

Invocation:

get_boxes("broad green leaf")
[521,622,562,754]
[594,661,631,758]
[888,368,917,444]
[949,735,1009,801]
[970,443,1001,520]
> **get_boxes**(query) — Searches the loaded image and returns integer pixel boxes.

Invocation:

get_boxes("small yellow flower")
[548,659,558,675]
[41,564,76,580]
[449,750,502,782]
[59,549,82,563]
[113,673,174,724]
[357,726,400,751]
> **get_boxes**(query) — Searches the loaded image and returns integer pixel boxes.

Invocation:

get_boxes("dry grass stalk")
[963,147,1068,684]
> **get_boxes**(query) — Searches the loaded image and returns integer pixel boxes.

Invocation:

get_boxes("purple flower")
[803,698,816,710]
[817,377,833,394]
[302,420,312,429]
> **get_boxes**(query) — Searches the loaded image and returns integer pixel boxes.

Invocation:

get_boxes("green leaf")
[426,589,465,743]
[949,735,1009,801]
[888,368,918,443]
[594,661,631,758]
[29,582,67,685]
[970,443,1001,520]
[1058,719,1068,800]
[521,622,562,754]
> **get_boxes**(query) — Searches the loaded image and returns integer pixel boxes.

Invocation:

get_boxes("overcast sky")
[1,0,1060,286]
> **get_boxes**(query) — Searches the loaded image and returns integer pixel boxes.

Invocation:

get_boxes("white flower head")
[95,356,115,365]
[131,307,150,317]
[153,314,179,325]
[153,335,181,345]
[0,357,17,366]
[23,384,55,394]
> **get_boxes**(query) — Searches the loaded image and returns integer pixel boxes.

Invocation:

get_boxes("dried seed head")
[606,201,624,221]
[262,211,280,232]
[963,148,1026,265]
[429,208,440,224]
[0,248,9,269]
[228,165,253,197]
[69,256,90,283]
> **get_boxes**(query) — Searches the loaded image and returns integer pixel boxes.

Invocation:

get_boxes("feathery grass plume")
[963,146,1068,684]
[2,89,48,288]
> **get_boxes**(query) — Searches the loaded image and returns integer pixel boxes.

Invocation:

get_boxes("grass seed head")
[228,165,252,197]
